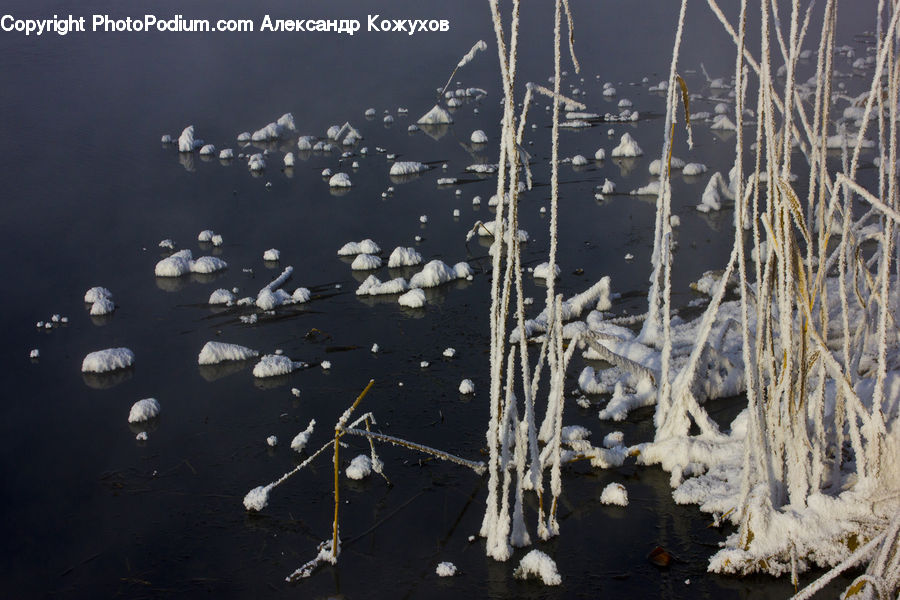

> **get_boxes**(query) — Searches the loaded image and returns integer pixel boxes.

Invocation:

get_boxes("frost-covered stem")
[342,428,487,474]
[641,0,689,347]
[546,0,562,314]
[545,295,566,537]
[789,529,888,600]
[332,379,374,559]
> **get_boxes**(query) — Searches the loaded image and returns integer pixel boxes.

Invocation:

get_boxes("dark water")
[0,0,876,597]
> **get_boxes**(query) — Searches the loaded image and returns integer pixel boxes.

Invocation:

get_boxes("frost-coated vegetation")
[476,0,900,597]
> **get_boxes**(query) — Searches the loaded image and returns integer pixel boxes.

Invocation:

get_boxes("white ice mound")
[409,260,471,288]
[338,239,381,256]
[351,254,382,271]
[155,250,226,277]
[243,484,272,512]
[697,171,733,213]
[154,250,193,277]
[178,125,195,152]
[291,419,316,453]
[436,562,458,577]
[248,153,266,171]
[198,341,259,365]
[398,288,426,308]
[600,178,616,194]
[600,482,629,506]
[533,262,561,279]
[459,379,475,394]
[84,286,112,304]
[356,275,410,296]
[284,152,295,167]
[611,132,643,157]
[513,550,562,586]
[199,144,216,156]
[190,256,228,274]
[711,114,737,131]
[252,354,303,378]
[209,288,236,305]
[198,230,214,242]
[128,398,160,423]
[82,347,135,373]
[345,455,372,480]
[417,104,453,125]
[263,248,280,261]
[470,129,488,144]
[682,162,708,176]
[329,172,352,188]
[389,161,429,176]
[90,297,115,316]
[387,246,422,268]
[648,156,685,175]
[219,148,234,159]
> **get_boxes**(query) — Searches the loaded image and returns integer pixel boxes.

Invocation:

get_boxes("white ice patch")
[436,562,458,577]
[263,248,280,261]
[611,132,643,157]
[209,288,235,305]
[338,239,381,256]
[409,260,471,288]
[219,149,234,160]
[600,482,629,506]
[199,144,216,156]
[243,484,272,511]
[470,129,488,144]
[682,162,708,176]
[291,419,316,453]
[533,262,561,279]
[459,379,475,394]
[178,125,196,152]
[128,398,160,423]
[84,286,112,304]
[198,341,259,365]
[351,254,382,271]
[398,288,426,308]
[649,157,685,175]
[389,161,429,176]
[345,455,372,480]
[329,172,352,188]
[82,347,134,373]
[387,246,422,268]
[356,275,409,296]
[513,550,562,586]
[417,104,453,125]
[252,354,304,378]
[90,297,115,316]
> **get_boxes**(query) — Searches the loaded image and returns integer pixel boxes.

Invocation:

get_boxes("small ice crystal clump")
[321,360,332,370]
[345,455,372,480]
[611,132,643,157]
[572,154,588,166]
[263,248,280,261]
[329,172,352,188]
[29,349,40,359]
[128,398,160,423]
[371,343,380,353]
[470,129,488,144]
[600,482,629,506]
[398,288,426,308]
[82,347,134,373]
[351,254,382,271]
[443,347,456,358]
[243,484,272,512]
[291,419,316,453]
[338,239,381,256]
[513,550,562,586]
[459,379,475,394]
[266,435,278,447]
[84,286,113,304]
[436,562,458,577]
